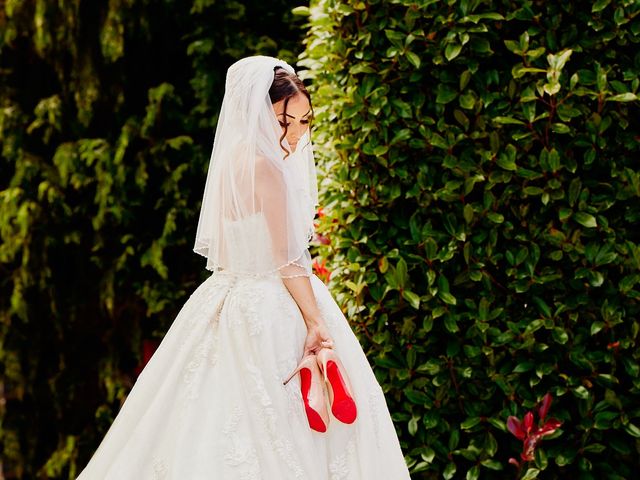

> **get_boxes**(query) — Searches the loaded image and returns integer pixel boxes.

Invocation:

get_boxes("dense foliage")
[301,0,640,478]
[0,1,304,477]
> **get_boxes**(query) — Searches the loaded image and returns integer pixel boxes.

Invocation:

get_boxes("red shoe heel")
[283,354,330,432]
[316,347,357,424]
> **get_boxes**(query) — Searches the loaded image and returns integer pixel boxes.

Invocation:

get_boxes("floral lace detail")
[152,455,168,480]
[329,436,357,480]
[245,357,305,479]
[178,291,226,424]
[182,332,214,400]
[222,405,261,480]
[178,274,235,352]
[227,280,266,336]
[278,357,306,422]
[153,457,167,480]
[369,389,382,448]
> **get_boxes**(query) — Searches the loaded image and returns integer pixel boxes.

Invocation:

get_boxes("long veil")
[193,56,319,278]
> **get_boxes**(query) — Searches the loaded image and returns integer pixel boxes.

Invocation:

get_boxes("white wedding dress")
[77,213,411,480]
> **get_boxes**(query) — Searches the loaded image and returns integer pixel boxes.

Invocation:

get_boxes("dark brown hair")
[269,66,314,160]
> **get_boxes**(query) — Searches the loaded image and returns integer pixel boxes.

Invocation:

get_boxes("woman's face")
[272,92,311,152]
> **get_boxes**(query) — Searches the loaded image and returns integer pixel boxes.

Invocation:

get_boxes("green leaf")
[461,417,482,430]
[582,443,606,453]
[592,0,611,13]
[514,361,535,373]
[466,465,480,480]
[590,321,604,335]
[396,257,408,288]
[459,92,475,109]
[551,123,570,134]
[504,39,522,54]
[421,447,436,463]
[445,43,463,61]
[402,290,421,310]
[291,6,310,15]
[494,116,526,125]
[408,415,418,435]
[497,151,517,170]
[573,212,597,228]
[481,459,503,471]
[439,291,457,305]
[573,385,590,400]
[487,212,504,223]
[436,84,458,104]
[463,204,474,223]
[449,428,460,450]
[405,389,430,404]
[444,462,457,480]
[522,467,540,480]
[624,423,640,438]
[406,51,421,69]
[606,92,638,102]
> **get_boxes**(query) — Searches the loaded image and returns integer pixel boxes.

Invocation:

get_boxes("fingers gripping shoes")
[283,354,330,432]
[316,347,357,424]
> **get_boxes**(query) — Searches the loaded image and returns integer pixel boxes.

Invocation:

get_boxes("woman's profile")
[76,55,411,479]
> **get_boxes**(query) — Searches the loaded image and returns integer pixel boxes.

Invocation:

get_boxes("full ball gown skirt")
[76,271,411,479]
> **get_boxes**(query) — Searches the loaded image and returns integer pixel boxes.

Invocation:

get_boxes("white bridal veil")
[193,55,319,278]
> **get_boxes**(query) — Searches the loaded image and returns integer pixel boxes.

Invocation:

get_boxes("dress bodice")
[222,212,278,275]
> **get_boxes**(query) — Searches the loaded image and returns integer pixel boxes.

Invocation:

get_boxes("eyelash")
[279,119,310,127]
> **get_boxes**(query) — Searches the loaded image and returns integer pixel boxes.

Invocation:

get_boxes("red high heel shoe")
[316,346,357,424]
[283,354,330,432]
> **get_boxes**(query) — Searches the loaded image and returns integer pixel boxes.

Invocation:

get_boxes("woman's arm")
[281,275,323,328]
[282,274,334,356]
[254,156,333,353]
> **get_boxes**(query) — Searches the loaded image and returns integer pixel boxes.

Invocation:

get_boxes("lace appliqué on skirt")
[227,280,266,336]
[223,405,261,480]
[329,436,357,480]
[152,455,168,480]
[245,357,305,479]
[177,289,226,424]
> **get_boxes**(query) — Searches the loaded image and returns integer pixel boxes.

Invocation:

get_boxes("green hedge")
[0,1,303,477]
[301,0,640,478]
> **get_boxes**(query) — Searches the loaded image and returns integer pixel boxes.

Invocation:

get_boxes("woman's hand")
[303,320,334,356]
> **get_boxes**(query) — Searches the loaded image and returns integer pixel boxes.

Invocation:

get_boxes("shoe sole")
[300,368,328,432]
[326,360,357,424]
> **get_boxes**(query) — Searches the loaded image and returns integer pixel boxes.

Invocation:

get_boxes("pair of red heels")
[283,341,357,432]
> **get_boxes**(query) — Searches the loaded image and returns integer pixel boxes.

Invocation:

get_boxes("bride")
[76,55,411,480]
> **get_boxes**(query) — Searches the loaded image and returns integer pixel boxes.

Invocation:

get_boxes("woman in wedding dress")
[76,55,411,480]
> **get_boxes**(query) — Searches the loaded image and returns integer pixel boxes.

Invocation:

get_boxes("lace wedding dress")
[77,213,411,480]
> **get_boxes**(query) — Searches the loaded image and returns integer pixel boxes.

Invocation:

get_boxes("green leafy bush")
[301,0,640,478]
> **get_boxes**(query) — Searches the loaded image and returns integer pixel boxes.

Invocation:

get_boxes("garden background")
[1,0,639,478]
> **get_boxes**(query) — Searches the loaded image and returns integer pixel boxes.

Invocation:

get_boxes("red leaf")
[507,416,526,440]
[316,233,330,245]
[538,418,562,436]
[521,436,539,461]
[523,411,534,433]
[538,393,553,421]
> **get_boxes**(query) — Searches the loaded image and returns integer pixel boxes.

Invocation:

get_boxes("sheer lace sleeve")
[254,155,313,278]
